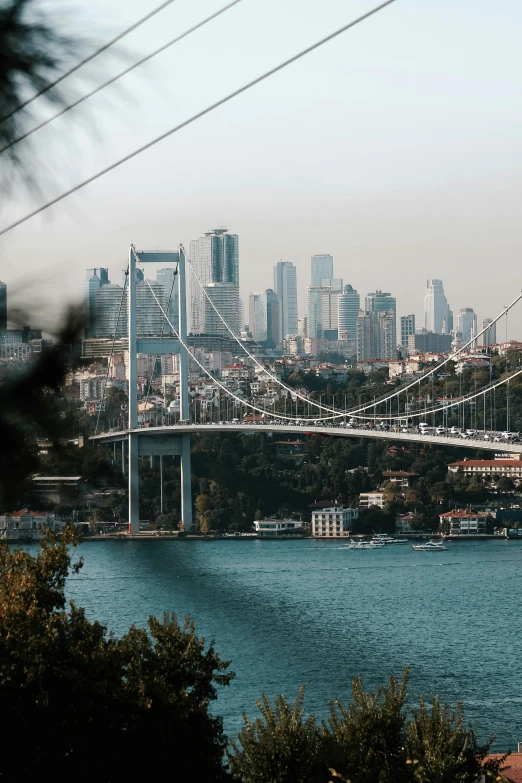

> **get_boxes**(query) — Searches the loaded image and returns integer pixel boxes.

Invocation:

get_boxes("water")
[62,538,522,749]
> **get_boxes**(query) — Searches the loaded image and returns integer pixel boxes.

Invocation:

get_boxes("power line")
[0,0,243,156]
[0,0,397,239]
[0,0,178,125]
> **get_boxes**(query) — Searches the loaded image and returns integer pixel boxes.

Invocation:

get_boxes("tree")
[228,687,327,783]
[327,671,411,783]
[406,696,505,782]
[0,530,233,781]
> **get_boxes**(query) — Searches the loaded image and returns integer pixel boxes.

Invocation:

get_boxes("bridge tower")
[127,245,192,533]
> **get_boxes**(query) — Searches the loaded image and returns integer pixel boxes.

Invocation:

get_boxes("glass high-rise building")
[365,291,396,355]
[0,280,6,331]
[311,254,334,286]
[273,261,298,341]
[482,317,496,347]
[95,284,127,338]
[307,282,343,339]
[84,269,110,337]
[455,307,477,345]
[203,283,240,337]
[190,228,239,334]
[424,279,451,334]
[400,314,415,355]
[338,285,360,341]
[156,268,179,334]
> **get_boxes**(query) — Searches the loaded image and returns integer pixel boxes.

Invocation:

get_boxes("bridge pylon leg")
[180,433,192,530]
[128,434,139,534]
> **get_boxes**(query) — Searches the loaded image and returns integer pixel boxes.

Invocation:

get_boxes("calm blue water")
[62,539,522,749]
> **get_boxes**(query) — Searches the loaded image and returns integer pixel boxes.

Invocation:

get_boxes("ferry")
[412,540,447,551]
[347,540,385,550]
[372,534,407,545]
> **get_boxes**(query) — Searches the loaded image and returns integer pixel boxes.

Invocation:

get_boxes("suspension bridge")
[90,245,522,532]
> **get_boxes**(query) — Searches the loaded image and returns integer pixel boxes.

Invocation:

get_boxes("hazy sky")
[1,0,522,336]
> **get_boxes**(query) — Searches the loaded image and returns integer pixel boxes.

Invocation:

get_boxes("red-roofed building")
[448,458,522,481]
[275,441,304,458]
[484,753,522,782]
[0,509,60,540]
[439,509,489,535]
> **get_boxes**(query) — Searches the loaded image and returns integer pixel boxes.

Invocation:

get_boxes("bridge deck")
[89,424,522,455]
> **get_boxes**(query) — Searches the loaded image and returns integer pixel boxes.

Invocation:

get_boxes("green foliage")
[229,687,327,783]
[327,671,410,783]
[406,696,505,782]
[229,671,507,783]
[0,530,233,781]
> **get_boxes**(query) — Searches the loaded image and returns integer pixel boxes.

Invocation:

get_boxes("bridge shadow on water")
[70,539,416,735]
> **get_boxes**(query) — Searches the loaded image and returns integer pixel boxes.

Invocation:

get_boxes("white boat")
[372,534,407,545]
[348,540,385,549]
[412,540,447,551]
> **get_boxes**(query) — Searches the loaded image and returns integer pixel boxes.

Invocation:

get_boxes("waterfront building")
[190,228,239,333]
[439,509,488,536]
[254,519,305,537]
[359,491,384,509]
[95,284,127,338]
[0,509,60,540]
[311,254,333,286]
[424,279,451,334]
[400,314,415,355]
[408,330,452,354]
[0,279,6,330]
[311,505,359,538]
[455,307,477,345]
[482,317,496,347]
[203,283,240,337]
[273,261,298,340]
[338,285,360,342]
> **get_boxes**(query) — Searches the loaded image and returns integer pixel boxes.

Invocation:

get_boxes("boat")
[411,540,447,551]
[347,540,385,549]
[372,534,407,545]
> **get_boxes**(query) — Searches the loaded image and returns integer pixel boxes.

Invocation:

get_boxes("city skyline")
[2,1,522,339]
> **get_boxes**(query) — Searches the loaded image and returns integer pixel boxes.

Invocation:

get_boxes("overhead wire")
[0,0,398,239]
[0,0,244,156]
[0,0,178,124]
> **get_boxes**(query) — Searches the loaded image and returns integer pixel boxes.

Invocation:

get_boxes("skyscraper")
[85,269,105,337]
[273,261,298,340]
[249,293,267,343]
[0,280,6,331]
[378,311,396,360]
[203,283,240,337]
[365,291,396,356]
[248,289,280,347]
[481,317,496,347]
[311,254,334,286]
[424,279,451,334]
[356,310,375,361]
[455,307,477,345]
[190,228,239,333]
[156,268,179,333]
[338,285,360,341]
[95,284,127,338]
[136,281,167,336]
[400,314,415,355]
[307,280,343,339]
